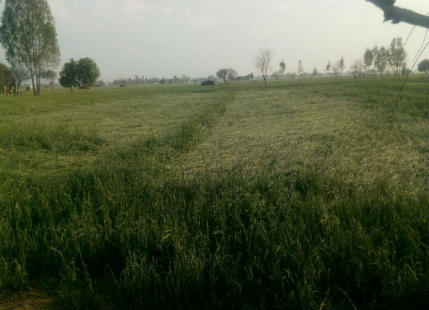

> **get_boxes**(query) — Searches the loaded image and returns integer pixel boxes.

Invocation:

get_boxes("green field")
[0,77,428,309]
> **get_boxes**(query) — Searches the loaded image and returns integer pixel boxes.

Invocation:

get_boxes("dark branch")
[367,0,429,29]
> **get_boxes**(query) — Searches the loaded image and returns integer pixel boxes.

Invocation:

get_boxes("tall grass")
[1,164,428,309]
[0,78,428,309]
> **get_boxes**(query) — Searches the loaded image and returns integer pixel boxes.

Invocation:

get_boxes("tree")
[363,49,374,74]
[332,57,345,78]
[325,62,331,74]
[339,57,345,73]
[255,48,272,88]
[418,59,429,73]
[366,0,429,29]
[59,59,77,91]
[312,67,319,77]
[216,69,228,84]
[401,63,409,77]
[279,60,286,74]
[374,46,388,76]
[388,37,406,76]
[226,68,237,83]
[0,0,60,96]
[351,60,364,78]
[297,60,304,76]
[272,61,286,80]
[216,68,236,84]
[0,63,15,92]
[9,63,28,92]
[59,58,100,91]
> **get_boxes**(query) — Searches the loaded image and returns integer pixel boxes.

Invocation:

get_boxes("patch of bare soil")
[0,289,60,310]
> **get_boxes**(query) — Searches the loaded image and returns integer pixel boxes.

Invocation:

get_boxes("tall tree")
[312,67,319,77]
[339,57,345,73]
[0,0,60,96]
[325,62,331,74]
[388,37,406,76]
[216,69,228,84]
[279,60,286,74]
[351,60,364,79]
[332,57,345,78]
[374,46,388,76]
[363,49,374,74]
[227,68,237,82]
[297,60,304,76]
[255,48,272,88]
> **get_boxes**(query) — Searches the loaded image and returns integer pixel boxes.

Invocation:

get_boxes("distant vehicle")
[201,80,215,86]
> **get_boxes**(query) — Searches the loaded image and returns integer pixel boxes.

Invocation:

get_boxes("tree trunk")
[36,63,41,96]
[30,67,36,96]
[15,79,20,95]
[36,74,39,96]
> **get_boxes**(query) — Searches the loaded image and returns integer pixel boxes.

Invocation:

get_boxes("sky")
[2,0,429,81]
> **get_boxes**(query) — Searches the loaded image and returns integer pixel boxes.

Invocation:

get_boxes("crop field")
[0,77,428,309]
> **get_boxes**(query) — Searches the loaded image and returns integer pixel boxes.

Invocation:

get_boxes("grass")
[0,76,428,309]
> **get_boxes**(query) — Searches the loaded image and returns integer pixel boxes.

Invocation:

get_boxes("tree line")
[351,37,408,78]
[0,1,425,94]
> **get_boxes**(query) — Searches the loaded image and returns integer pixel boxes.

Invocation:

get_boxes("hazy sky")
[3,0,429,81]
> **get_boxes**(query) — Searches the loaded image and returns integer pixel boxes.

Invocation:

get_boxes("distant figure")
[201,80,215,86]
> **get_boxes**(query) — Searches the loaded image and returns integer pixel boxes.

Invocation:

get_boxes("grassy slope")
[0,77,428,309]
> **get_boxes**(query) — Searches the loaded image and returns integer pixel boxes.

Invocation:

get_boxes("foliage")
[374,46,389,75]
[363,48,374,71]
[8,63,28,91]
[351,60,364,78]
[279,60,286,73]
[358,38,406,78]
[388,37,407,76]
[216,68,237,84]
[59,58,100,90]
[331,57,345,78]
[417,59,429,72]
[325,62,331,72]
[0,63,15,89]
[271,61,287,80]
[312,67,318,76]
[297,60,304,75]
[0,0,60,96]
